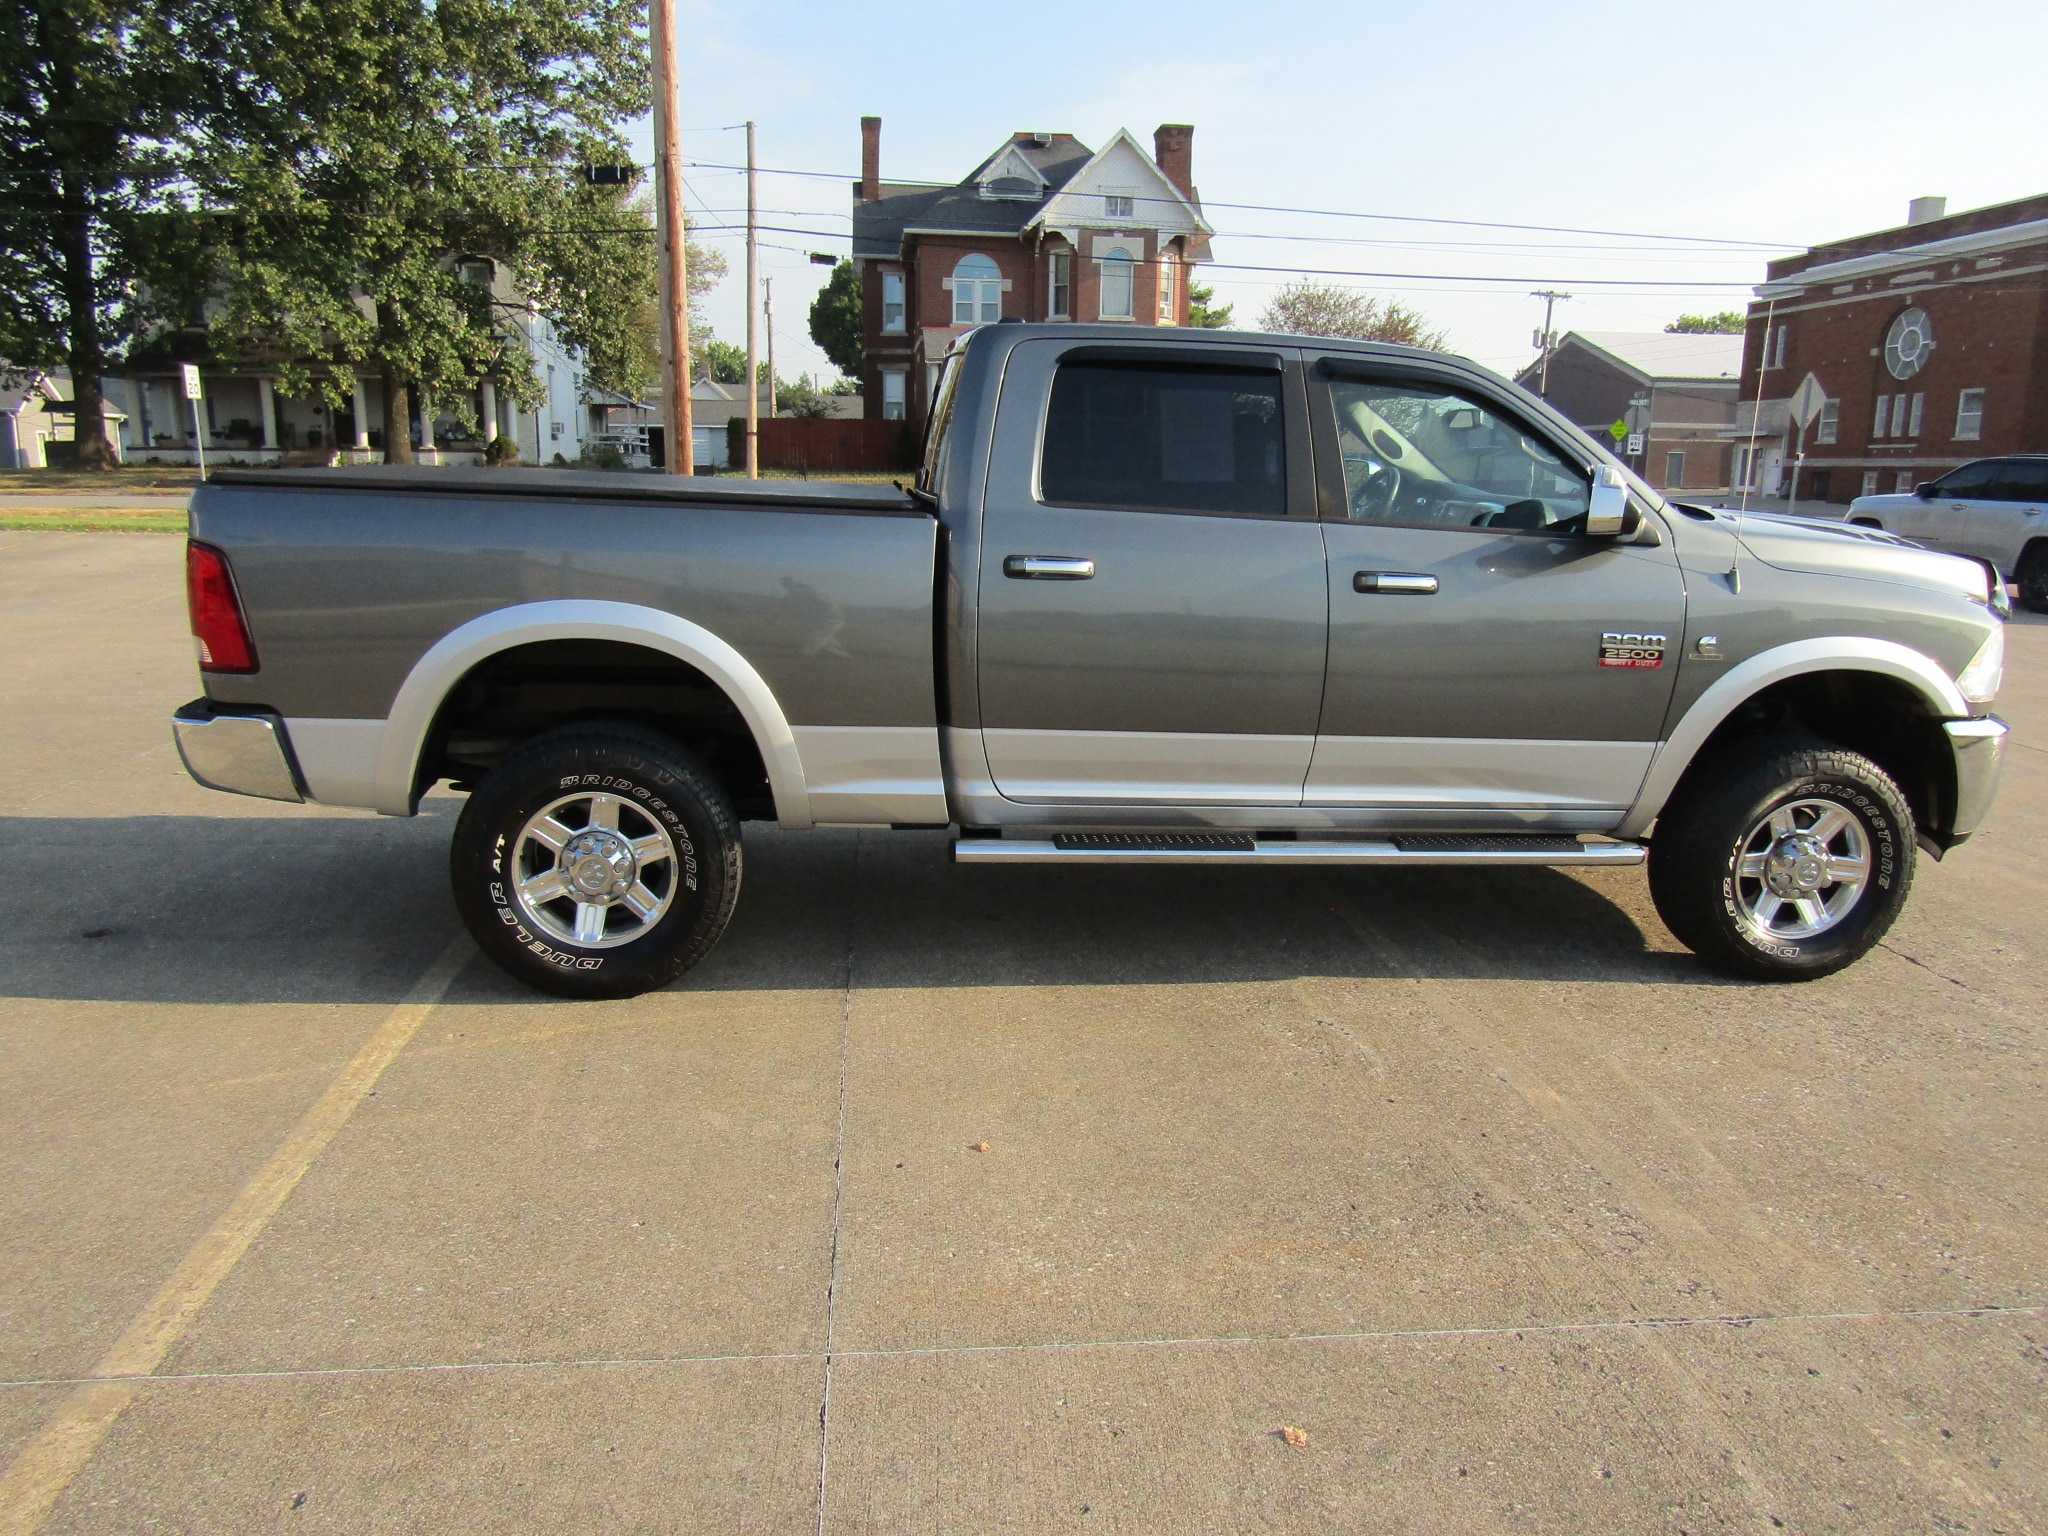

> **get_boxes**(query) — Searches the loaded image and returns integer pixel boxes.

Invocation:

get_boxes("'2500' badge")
[1598,631,1667,668]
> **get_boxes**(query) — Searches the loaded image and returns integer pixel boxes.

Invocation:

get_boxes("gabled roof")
[1556,331,1744,383]
[1029,127,1213,240]
[0,367,62,415]
[853,133,1093,260]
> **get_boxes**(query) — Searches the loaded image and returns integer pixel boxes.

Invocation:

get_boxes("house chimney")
[1907,195,1947,226]
[1154,123,1194,201]
[860,116,881,204]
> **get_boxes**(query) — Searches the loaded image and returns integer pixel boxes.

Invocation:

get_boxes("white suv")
[1847,456,2048,612]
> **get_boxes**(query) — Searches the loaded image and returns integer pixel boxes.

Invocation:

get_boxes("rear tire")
[1648,741,1913,982]
[2016,542,2048,614]
[451,724,742,999]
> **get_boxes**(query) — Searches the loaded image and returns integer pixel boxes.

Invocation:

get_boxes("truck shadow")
[2,809,1729,1006]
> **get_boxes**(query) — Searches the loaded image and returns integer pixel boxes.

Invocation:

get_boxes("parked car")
[172,324,2008,996]
[1846,455,2048,612]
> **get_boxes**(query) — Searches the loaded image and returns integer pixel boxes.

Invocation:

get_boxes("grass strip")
[0,508,187,532]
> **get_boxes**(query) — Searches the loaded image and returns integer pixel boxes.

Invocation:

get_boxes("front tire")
[451,725,742,999]
[2016,542,2048,614]
[1648,742,1914,982]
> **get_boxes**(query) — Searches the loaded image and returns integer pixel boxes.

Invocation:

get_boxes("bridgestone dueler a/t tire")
[451,725,742,999]
[1648,742,1914,982]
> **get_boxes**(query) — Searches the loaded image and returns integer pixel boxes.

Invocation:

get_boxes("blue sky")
[634,0,2048,384]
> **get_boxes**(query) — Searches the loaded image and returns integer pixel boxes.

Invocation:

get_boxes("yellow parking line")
[0,937,473,1535]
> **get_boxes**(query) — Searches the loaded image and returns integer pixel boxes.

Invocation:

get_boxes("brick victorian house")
[850,119,1213,422]
[1733,193,2048,503]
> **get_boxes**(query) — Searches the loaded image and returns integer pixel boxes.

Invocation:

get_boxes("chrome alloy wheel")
[511,791,677,949]
[1732,797,1872,942]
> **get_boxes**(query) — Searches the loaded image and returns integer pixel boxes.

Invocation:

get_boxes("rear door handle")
[1354,570,1438,594]
[1004,556,1095,579]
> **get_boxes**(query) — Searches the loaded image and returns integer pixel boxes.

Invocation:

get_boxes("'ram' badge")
[1599,631,1667,668]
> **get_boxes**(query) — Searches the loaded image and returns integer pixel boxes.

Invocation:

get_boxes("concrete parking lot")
[1,529,2043,1534]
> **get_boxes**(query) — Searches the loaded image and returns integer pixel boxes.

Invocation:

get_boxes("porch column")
[479,379,498,442]
[255,376,278,449]
[351,379,370,449]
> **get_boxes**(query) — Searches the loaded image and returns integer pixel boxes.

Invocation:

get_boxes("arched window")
[1099,250,1135,320]
[951,254,1002,325]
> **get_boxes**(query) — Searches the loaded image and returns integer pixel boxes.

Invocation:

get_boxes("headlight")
[1957,626,2004,705]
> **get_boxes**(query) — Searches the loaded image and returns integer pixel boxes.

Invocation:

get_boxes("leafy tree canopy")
[808,259,862,378]
[175,0,720,458]
[1187,280,1232,329]
[774,376,836,419]
[1258,280,1446,350]
[0,0,196,466]
[1666,311,1746,334]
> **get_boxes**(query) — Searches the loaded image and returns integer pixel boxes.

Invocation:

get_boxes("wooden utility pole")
[763,277,777,419]
[651,0,693,474]
[745,120,759,477]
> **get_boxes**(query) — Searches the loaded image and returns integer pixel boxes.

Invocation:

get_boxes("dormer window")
[974,145,1048,201]
[980,176,1040,201]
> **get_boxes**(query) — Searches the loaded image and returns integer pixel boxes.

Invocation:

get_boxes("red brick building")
[1733,193,2048,503]
[850,119,1213,422]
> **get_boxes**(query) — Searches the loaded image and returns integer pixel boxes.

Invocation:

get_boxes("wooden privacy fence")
[727,417,916,475]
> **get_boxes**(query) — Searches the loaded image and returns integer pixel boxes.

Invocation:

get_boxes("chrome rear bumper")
[1943,714,2007,841]
[172,700,305,803]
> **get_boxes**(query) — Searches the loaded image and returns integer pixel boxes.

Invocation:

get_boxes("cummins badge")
[1599,631,1667,668]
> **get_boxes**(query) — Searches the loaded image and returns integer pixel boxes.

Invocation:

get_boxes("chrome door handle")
[1354,571,1438,594]
[1004,556,1095,579]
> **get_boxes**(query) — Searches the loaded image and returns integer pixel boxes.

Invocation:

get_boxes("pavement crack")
[814,829,859,1536]
[1878,941,1977,992]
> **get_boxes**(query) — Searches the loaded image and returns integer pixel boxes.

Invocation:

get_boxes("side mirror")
[1585,464,1631,536]
[1914,482,1937,499]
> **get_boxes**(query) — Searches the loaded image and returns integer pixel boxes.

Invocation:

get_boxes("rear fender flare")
[1618,636,1966,839]
[373,599,812,826]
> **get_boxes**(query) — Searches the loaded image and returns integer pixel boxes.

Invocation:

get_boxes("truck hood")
[1732,509,1988,602]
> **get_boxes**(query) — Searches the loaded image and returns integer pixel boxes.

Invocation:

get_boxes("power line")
[680,159,1802,249]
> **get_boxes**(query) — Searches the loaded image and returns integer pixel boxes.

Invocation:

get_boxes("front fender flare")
[1617,636,1967,839]
[372,599,812,827]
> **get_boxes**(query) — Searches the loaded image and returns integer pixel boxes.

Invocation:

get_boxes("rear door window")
[1991,461,2048,503]
[1039,361,1286,517]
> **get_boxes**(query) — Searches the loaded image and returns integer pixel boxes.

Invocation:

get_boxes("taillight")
[186,540,258,673]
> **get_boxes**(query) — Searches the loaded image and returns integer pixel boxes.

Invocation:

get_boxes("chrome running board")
[951,833,1646,867]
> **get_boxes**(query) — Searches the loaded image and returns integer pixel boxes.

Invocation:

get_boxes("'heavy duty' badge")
[1598,631,1667,668]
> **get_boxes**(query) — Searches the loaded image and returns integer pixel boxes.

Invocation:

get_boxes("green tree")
[774,376,835,419]
[808,259,862,377]
[702,337,749,385]
[0,0,189,468]
[1666,311,1746,334]
[1258,280,1446,349]
[180,0,715,458]
[1187,280,1233,329]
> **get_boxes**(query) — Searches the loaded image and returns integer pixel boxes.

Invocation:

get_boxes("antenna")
[1730,294,1778,592]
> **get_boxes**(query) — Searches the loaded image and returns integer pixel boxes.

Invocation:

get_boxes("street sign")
[1608,419,1628,442]
[1626,433,1645,456]
[180,364,202,400]
[1788,372,1827,431]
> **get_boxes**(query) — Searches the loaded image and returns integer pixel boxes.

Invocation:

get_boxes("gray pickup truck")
[173,323,2010,996]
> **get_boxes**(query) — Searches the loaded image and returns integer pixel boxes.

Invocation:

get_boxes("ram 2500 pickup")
[173,323,2010,996]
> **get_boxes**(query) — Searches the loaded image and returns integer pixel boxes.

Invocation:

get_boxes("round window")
[1884,308,1934,379]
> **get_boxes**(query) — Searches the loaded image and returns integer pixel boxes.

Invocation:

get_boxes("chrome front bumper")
[1943,715,2008,842]
[172,700,305,803]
